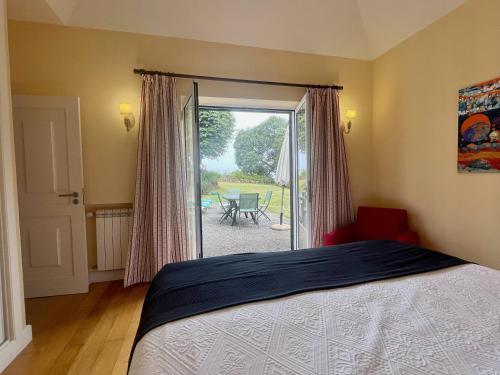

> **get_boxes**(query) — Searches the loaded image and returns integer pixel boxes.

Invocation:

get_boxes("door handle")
[58,192,79,198]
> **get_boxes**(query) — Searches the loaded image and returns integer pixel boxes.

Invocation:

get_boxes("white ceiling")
[7,0,466,60]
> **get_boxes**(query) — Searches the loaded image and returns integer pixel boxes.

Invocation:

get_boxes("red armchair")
[323,206,420,246]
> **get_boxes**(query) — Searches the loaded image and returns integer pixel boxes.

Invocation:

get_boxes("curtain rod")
[133,69,343,90]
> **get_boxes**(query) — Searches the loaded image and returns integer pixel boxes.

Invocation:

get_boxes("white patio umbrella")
[272,128,291,231]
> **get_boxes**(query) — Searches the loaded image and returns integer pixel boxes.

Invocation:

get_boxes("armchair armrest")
[323,224,356,246]
[396,231,420,245]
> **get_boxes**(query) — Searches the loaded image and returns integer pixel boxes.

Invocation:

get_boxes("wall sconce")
[343,109,357,134]
[119,103,135,132]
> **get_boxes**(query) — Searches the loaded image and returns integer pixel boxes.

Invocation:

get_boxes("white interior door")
[13,95,88,298]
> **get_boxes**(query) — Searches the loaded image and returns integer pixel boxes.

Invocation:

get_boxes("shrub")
[200,170,221,194]
[227,170,274,185]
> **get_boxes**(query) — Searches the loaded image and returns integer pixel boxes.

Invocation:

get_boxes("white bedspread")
[129,264,500,374]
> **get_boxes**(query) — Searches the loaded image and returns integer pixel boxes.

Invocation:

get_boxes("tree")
[199,110,235,160]
[296,106,307,153]
[234,116,288,177]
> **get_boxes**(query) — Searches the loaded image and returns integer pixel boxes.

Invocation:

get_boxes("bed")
[128,240,500,374]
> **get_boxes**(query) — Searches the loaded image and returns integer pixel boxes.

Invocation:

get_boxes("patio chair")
[216,192,233,224]
[258,191,272,221]
[201,198,212,214]
[238,193,259,228]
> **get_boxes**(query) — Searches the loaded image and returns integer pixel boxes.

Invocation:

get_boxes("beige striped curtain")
[308,88,354,247]
[124,74,189,287]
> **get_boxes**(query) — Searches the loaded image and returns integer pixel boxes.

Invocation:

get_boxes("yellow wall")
[7,21,374,267]
[6,1,500,271]
[373,0,500,269]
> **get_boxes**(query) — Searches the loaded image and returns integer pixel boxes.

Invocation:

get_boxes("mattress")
[129,263,500,374]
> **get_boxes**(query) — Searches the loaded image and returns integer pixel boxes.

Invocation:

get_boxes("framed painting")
[458,77,500,172]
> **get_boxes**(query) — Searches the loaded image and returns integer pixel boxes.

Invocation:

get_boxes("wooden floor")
[3,281,148,375]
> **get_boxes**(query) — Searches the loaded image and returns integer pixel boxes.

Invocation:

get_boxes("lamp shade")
[119,103,133,115]
[346,109,357,119]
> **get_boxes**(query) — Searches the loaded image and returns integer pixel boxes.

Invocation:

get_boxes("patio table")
[222,193,239,226]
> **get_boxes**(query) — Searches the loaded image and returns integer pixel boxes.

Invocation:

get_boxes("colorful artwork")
[458,77,500,172]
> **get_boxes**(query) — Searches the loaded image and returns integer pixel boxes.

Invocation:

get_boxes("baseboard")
[0,325,32,373]
[89,268,125,284]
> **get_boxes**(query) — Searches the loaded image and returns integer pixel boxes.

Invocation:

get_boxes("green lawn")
[204,181,291,219]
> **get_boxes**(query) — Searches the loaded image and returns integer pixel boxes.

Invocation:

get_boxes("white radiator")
[96,208,133,271]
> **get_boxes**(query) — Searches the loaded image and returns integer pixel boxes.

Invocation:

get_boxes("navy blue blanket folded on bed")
[130,240,467,365]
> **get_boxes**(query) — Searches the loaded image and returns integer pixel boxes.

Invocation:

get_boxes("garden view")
[198,108,294,256]
[200,110,291,217]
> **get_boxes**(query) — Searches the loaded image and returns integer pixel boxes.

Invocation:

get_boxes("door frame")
[0,0,33,364]
[196,105,298,252]
[0,109,33,371]
[183,83,203,259]
[192,84,203,259]
[291,94,311,249]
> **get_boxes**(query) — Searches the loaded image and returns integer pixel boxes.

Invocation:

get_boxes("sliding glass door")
[293,94,311,249]
[183,82,203,259]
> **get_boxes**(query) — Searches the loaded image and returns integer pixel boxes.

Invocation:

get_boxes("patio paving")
[201,205,291,257]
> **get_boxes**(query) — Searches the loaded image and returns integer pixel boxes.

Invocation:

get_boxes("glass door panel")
[294,94,310,249]
[183,82,202,259]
